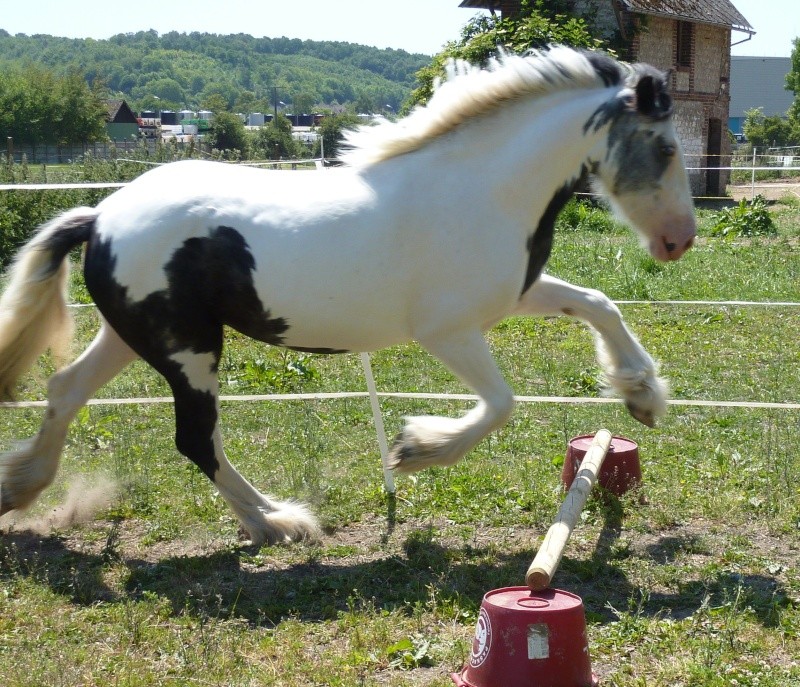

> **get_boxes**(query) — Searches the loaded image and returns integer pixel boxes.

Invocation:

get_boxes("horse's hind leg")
[388,328,515,473]
[515,274,667,426]
[151,347,320,545]
[0,322,137,516]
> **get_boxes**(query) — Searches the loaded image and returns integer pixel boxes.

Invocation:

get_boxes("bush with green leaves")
[707,195,777,238]
[557,197,618,233]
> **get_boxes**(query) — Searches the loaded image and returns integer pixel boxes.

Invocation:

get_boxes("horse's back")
[87,161,420,351]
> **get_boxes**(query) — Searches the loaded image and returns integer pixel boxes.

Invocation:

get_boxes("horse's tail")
[0,207,98,398]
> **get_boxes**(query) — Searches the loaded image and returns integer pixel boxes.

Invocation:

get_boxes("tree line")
[0,65,108,148]
[0,30,429,117]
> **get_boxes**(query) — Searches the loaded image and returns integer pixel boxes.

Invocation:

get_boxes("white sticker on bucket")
[527,624,549,660]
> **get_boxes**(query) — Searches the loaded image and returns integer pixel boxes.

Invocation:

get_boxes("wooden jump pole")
[526,429,613,591]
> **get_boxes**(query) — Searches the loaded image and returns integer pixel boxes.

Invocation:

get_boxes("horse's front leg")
[515,274,667,427]
[388,329,515,474]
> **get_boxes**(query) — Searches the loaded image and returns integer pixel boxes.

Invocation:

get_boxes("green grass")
[1,199,799,686]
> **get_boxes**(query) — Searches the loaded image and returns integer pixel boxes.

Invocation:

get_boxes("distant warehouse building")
[729,56,794,137]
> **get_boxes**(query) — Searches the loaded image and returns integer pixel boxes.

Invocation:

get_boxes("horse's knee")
[585,288,621,323]
[492,390,515,426]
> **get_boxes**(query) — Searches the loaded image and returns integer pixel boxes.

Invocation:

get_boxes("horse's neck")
[468,88,615,214]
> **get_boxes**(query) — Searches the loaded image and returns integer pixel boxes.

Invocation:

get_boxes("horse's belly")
[246,292,413,353]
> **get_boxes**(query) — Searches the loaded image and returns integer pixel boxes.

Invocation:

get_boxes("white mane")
[341,46,624,168]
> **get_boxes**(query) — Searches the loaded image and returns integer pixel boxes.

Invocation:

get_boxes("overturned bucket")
[562,434,641,496]
[452,586,598,687]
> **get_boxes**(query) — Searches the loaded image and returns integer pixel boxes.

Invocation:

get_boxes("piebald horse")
[0,47,695,544]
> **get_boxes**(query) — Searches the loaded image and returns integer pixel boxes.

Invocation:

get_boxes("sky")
[0,0,483,56]
[729,0,799,57]
[0,0,796,58]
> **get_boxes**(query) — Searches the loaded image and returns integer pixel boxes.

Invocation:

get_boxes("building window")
[676,21,693,69]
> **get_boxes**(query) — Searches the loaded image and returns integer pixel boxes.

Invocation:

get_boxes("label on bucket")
[469,607,492,668]
[527,624,549,660]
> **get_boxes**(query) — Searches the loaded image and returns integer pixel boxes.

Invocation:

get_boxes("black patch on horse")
[583,97,627,135]
[609,125,674,195]
[167,226,291,345]
[82,225,294,479]
[520,167,588,297]
[40,216,96,275]
[583,51,624,88]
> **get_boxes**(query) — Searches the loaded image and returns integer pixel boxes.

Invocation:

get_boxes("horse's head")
[591,66,696,261]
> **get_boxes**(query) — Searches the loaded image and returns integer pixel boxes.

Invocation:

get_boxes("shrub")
[707,195,777,238]
[557,198,617,233]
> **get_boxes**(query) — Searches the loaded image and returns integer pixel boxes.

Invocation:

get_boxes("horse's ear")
[635,74,672,119]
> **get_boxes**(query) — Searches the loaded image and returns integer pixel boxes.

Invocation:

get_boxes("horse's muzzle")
[649,218,696,261]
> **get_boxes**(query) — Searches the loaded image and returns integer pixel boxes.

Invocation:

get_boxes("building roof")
[617,0,753,33]
[106,99,138,124]
[459,0,516,12]
[729,56,794,117]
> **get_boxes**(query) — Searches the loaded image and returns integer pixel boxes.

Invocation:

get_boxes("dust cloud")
[0,475,119,534]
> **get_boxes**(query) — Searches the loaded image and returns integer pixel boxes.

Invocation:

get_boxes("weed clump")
[707,195,776,238]
[557,198,618,233]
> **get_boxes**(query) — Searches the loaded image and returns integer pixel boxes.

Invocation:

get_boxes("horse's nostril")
[664,241,677,253]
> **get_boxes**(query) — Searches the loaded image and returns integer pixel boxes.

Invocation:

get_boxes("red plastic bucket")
[452,587,598,687]
[562,434,641,496]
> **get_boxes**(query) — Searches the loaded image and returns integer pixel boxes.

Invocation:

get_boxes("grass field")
[1,197,799,686]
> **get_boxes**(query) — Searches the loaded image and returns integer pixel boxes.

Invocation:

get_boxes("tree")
[743,107,800,149]
[0,64,107,147]
[54,70,108,145]
[786,37,800,121]
[292,91,316,115]
[201,93,229,115]
[406,0,605,110]
[318,112,360,159]
[207,111,249,156]
[146,77,186,109]
[253,114,303,159]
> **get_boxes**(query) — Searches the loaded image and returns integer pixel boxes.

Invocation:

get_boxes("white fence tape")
[2,392,797,411]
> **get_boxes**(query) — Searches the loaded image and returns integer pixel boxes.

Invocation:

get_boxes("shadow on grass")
[0,505,791,631]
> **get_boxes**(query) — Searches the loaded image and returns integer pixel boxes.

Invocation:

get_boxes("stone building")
[459,0,755,196]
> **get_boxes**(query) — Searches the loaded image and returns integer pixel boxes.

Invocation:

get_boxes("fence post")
[5,137,11,165]
[359,352,396,494]
[751,147,757,201]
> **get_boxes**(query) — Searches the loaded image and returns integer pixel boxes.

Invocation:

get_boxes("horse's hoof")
[626,401,656,428]
[386,431,429,474]
[386,433,411,472]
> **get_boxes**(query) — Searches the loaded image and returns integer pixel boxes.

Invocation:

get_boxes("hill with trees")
[0,29,431,115]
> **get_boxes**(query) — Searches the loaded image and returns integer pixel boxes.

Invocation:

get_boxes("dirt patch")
[3,510,797,611]
[728,180,800,202]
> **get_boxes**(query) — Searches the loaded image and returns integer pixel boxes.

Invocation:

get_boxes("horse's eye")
[660,144,676,158]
